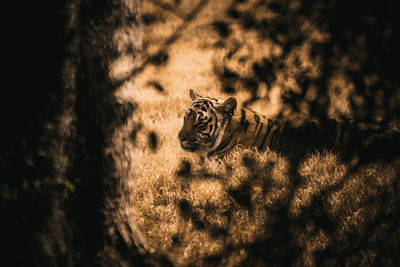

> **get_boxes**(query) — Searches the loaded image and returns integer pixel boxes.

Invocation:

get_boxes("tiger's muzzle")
[178,130,199,152]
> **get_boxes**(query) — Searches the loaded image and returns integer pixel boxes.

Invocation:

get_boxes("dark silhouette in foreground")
[2,0,400,266]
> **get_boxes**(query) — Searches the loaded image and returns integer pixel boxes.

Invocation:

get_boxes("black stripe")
[269,125,280,149]
[240,108,250,132]
[240,108,246,123]
[251,123,263,147]
[194,100,206,106]
[270,125,281,149]
[258,119,272,151]
[192,100,203,107]
[256,123,263,138]
[215,134,234,152]
[254,113,260,131]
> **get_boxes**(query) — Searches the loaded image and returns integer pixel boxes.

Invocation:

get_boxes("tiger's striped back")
[211,107,284,156]
[178,89,284,157]
[179,90,400,161]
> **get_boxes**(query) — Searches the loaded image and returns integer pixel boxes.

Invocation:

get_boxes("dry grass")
[132,146,291,266]
[106,1,400,266]
[130,126,399,266]
[129,82,400,265]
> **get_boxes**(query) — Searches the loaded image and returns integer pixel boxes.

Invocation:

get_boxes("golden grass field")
[106,0,400,266]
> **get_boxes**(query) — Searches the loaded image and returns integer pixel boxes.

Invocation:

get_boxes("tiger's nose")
[178,130,186,142]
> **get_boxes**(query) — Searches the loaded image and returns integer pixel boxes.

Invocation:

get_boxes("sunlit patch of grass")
[290,150,347,217]
[327,160,399,236]
[289,154,400,266]
[132,146,291,266]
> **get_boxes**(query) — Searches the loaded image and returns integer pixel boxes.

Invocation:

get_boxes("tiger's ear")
[190,89,199,100]
[217,97,237,118]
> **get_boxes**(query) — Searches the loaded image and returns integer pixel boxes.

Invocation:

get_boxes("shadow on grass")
[172,149,400,265]
[6,0,399,266]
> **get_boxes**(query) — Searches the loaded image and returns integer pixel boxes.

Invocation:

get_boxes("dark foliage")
[176,160,192,177]
[149,50,169,66]
[228,184,252,210]
[2,1,72,266]
[114,101,135,124]
[146,80,165,93]
[130,122,143,145]
[148,131,158,151]
[216,0,400,129]
[220,0,400,164]
[242,155,256,170]
[178,199,206,230]
[211,21,231,38]
[142,12,165,25]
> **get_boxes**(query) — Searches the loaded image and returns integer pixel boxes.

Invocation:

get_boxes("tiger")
[178,89,400,162]
[178,89,287,157]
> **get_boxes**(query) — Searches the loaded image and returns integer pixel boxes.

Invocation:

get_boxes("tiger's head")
[178,89,237,153]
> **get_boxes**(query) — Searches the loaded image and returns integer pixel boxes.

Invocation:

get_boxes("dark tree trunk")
[1,1,168,265]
